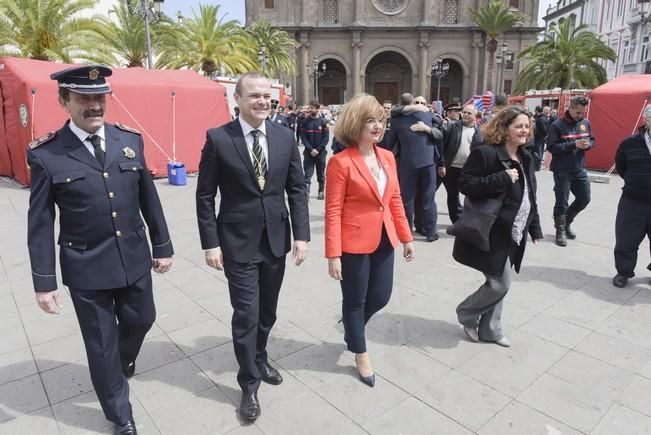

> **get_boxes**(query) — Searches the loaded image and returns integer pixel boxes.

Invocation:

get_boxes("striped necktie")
[250,129,266,189]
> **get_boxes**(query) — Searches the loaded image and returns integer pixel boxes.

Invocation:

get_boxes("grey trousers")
[456,259,512,342]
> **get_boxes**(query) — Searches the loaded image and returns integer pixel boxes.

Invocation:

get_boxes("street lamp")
[638,0,651,25]
[258,44,268,76]
[309,56,326,101]
[431,57,450,103]
[127,0,165,69]
[495,42,513,95]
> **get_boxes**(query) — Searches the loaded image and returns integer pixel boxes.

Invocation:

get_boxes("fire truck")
[508,88,589,113]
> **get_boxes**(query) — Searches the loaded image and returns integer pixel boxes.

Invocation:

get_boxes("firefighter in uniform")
[300,100,329,199]
[26,65,173,435]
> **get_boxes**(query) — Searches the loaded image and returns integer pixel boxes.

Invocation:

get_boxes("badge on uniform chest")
[122,146,135,159]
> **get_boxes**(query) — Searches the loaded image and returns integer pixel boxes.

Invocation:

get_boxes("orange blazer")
[325,145,413,258]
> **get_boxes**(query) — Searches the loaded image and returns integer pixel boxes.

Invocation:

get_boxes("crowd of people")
[25,66,650,433]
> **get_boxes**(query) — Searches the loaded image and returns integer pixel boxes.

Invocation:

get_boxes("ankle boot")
[317,184,324,200]
[565,211,577,240]
[305,183,311,200]
[554,215,567,247]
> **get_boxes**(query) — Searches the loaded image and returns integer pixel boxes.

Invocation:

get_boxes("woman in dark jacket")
[453,106,544,347]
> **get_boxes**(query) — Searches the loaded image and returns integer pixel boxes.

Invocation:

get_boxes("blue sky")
[162,1,246,24]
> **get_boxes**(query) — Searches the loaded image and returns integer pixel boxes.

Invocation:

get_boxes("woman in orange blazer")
[325,94,415,387]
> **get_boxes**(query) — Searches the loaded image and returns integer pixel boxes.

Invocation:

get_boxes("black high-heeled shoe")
[358,372,375,387]
[355,353,375,388]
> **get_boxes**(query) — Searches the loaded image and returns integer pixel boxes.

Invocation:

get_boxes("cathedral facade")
[245,0,541,105]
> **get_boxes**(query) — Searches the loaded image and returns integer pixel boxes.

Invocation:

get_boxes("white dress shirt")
[238,117,269,170]
[68,120,106,155]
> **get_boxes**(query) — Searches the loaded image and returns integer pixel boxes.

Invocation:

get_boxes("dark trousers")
[70,273,155,425]
[224,232,286,393]
[553,169,591,217]
[436,166,463,223]
[401,165,437,236]
[340,228,394,353]
[614,195,651,277]
[303,151,327,188]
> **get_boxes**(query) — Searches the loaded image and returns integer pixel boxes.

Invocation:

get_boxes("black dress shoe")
[612,275,628,288]
[239,391,261,422]
[426,233,439,242]
[358,372,375,387]
[256,361,283,385]
[415,227,427,237]
[114,418,137,435]
[122,360,135,379]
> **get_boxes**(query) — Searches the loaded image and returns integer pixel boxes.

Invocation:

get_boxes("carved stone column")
[353,1,363,26]
[300,0,309,26]
[352,31,362,96]
[299,31,310,104]
[471,38,482,95]
[417,34,431,98]
[420,0,432,26]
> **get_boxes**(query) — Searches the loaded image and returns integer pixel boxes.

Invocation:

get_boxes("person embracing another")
[453,106,543,347]
[325,94,415,387]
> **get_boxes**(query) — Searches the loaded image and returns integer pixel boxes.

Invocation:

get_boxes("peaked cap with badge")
[51,65,113,95]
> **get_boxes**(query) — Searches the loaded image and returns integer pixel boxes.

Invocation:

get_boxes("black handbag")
[448,162,511,252]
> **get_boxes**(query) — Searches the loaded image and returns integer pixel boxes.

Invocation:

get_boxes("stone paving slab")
[0,167,650,434]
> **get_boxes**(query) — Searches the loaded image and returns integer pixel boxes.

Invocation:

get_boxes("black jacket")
[452,145,543,276]
[547,111,594,172]
[441,120,483,168]
[390,111,440,170]
[27,122,173,291]
[196,119,310,263]
[615,129,651,203]
[300,116,329,153]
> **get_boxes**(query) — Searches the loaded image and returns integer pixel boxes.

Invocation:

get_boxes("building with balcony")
[246,0,542,105]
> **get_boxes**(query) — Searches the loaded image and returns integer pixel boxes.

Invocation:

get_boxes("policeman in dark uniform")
[27,65,174,435]
[269,99,291,129]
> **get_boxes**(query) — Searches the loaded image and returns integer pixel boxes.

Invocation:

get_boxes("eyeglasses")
[414,101,427,105]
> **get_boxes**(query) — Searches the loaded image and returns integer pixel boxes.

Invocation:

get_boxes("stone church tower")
[246,0,541,105]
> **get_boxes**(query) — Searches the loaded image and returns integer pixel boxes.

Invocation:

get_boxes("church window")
[323,0,338,24]
[443,0,459,24]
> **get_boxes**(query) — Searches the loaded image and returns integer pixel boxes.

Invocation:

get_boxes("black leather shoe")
[256,361,283,385]
[317,190,325,200]
[114,418,137,435]
[612,275,628,288]
[358,372,375,387]
[122,360,135,379]
[239,391,261,422]
[426,233,439,242]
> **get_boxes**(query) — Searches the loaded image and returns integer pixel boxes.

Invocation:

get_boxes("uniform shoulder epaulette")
[115,123,141,135]
[29,131,56,149]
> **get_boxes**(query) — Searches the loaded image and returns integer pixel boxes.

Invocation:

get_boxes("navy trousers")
[614,195,651,278]
[70,272,155,425]
[340,228,395,353]
[224,231,286,393]
[552,169,591,217]
[400,164,437,237]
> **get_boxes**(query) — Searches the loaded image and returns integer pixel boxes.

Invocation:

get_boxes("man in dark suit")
[195,72,310,422]
[269,99,291,129]
[439,104,483,224]
[27,65,173,435]
[390,93,440,242]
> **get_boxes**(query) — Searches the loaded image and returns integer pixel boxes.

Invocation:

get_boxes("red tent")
[0,57,231,186]
[587,75,651,171]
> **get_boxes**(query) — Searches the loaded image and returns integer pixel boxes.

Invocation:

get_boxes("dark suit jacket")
[196,119,310,263]
[27,122,173,291]
[390,111,437,171]
[270,113,291,130]
[441,120,483,168]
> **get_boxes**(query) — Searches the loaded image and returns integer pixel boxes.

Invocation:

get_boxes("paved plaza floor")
[1,167,650,435]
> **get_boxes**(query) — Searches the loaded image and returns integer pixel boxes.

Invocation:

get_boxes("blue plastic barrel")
[167,162,187,185]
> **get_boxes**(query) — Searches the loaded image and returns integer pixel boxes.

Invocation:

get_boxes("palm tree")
[88,0,179,68]
[245,20,297,76]
[469,0,527,92]
[515,20,616,93]
[155,4,256,76]
[0,0,102,62]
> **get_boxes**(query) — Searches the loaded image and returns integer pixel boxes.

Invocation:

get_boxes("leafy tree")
[88,0,179,68]
[155,4,256,76]
[515,20,616,93]
[0,0,102,62]
[245,20,297,76]
[469,0,527,92]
